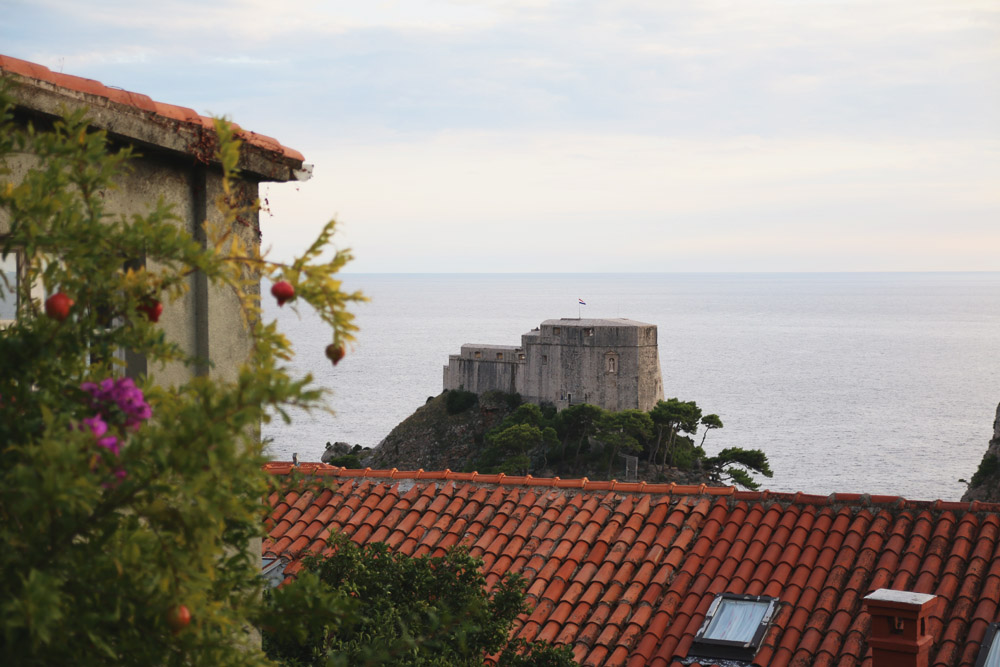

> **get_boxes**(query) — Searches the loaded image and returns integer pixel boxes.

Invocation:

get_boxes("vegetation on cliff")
[370,390,773,490]
[962,403,1000,503]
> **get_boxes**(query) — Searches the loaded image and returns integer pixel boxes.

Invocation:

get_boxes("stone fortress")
[443,318,664,412]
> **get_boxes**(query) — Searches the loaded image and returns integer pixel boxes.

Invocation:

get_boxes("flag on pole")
[578,298,586,305]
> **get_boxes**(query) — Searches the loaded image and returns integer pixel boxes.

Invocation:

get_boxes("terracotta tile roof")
[263,463,1000,666]
[0,54,303,165]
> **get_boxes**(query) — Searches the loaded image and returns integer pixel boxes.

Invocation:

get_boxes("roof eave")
[2,66,303,183]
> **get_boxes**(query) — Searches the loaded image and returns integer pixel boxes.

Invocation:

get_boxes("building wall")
[0,81,285,387]
[443,318,664,412]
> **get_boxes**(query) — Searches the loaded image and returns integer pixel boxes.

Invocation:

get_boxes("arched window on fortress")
[606,352,618,374]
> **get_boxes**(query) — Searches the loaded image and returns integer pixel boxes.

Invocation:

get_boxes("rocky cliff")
[367,391,516,472]
[962,402,1000,503]
[367,390,712,485]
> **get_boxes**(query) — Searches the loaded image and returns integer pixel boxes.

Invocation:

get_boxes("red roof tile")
[263,463,1000,666]
[0,54,303,165]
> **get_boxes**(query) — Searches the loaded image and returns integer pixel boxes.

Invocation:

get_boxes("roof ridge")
[0,53,303,163]
[262,462,1000,512]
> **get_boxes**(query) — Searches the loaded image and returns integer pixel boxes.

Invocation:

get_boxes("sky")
[3,0,998,272]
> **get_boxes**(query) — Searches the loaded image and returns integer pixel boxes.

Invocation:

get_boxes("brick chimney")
[864,589,939,667]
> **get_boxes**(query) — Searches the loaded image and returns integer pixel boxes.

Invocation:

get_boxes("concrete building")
[0,54,307,385]
[443,318,664,412]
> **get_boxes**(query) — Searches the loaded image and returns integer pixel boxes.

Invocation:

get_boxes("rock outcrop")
[962,403,1000,503]
[367,390,721,486]
[367,391,516,472]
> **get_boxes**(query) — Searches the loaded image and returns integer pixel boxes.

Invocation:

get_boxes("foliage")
[503,391,525,411]
[596,409,653,478]
[466,391,770,490]
[648,398,702,468]
[703,447,774,491]
[698,414,723,447]
[445,388,479,415]
[969,451,1000,489]
[323,454,362,468]
[478,423,557,475]
[0,91,365,664]
[262,537,576,667]
[553,403,606,471]
[501,402,547,429]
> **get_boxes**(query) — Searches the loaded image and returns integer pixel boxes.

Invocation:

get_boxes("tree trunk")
[649,425,664,466]
[574,434,587,474]
[664,426,677,468]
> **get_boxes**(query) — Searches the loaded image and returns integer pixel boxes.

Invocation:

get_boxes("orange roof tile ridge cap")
[389,468,399,478]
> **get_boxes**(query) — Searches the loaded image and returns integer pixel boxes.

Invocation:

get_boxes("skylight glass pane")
[703,599,769,643]
[985,634,1000,667]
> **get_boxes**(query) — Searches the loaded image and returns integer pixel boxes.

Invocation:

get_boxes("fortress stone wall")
[443,318,664,412]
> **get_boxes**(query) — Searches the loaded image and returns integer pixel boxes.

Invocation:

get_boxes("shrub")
[970,452,1000,489]
[0,91,364,665]
[446,388,478,414]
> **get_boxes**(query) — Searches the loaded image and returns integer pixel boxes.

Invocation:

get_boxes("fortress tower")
[443,318,664,412]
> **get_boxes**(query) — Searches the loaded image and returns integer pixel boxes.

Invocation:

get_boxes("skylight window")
[976,623,1000,667]
[689,593,778,661]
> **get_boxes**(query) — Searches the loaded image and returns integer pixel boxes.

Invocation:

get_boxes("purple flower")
[97,435,120,455]
[80,377,152,431]
[82,415,108,438]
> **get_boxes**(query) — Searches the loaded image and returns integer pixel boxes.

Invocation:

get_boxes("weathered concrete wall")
[2,74,294,387]
[443,318,664,412]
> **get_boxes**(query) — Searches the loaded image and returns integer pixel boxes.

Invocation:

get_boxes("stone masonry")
[443,318,664,412]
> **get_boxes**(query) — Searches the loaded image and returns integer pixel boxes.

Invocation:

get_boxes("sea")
[262,272,1000,503]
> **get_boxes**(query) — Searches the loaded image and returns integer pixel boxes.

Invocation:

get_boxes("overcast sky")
[4,1,998,272]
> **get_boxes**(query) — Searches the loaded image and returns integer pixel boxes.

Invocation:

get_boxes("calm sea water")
[263,273,1000,502]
